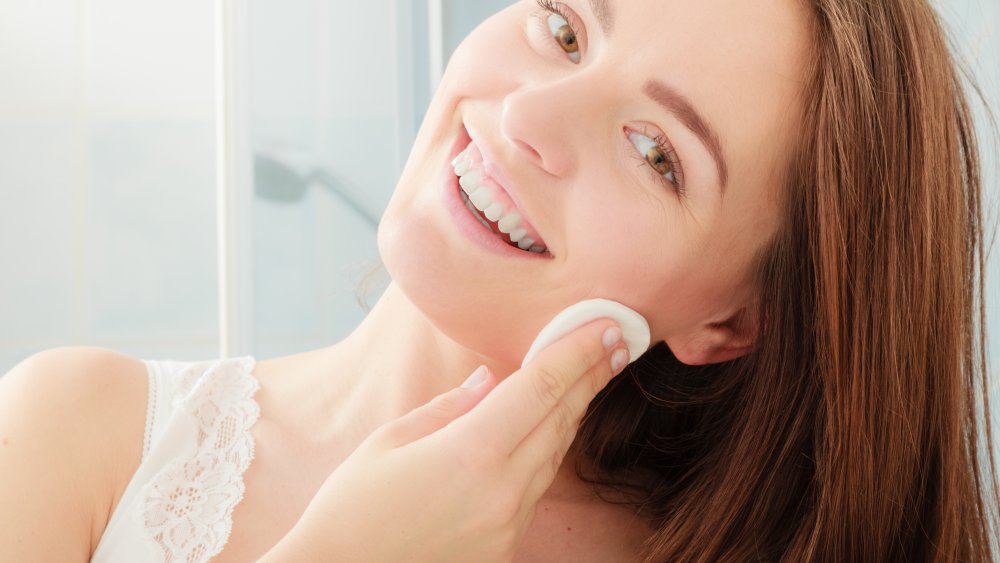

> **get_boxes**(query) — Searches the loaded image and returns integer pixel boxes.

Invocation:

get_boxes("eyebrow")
[644,80,730,193]
[585,0,728,193]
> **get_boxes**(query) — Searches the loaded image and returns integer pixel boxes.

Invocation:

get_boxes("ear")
[666,306,759,366]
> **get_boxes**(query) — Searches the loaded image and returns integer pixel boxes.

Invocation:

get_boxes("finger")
[514,344,627,505]
[374,366,496,449]
[452,319,622,457]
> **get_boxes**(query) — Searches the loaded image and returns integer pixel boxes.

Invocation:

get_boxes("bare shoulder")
[0,346,149,561]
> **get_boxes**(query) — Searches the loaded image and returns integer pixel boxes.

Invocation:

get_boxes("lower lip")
[440,130,553,260]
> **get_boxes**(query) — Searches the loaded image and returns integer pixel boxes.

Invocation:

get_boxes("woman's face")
[379,0,812,366]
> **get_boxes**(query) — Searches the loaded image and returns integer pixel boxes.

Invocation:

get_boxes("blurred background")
[0,0,997,391]
[0,0,510,367]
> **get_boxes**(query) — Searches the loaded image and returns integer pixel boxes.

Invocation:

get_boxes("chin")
[375,119,557,366]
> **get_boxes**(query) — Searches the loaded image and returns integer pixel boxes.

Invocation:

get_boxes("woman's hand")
[260,319,629,563]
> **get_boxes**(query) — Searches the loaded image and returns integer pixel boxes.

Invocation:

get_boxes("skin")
[271,0,811,494]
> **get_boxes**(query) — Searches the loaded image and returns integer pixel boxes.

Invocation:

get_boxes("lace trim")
[136,357,260,563]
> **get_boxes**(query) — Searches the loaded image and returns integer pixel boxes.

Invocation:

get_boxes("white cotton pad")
[521,299,651,368]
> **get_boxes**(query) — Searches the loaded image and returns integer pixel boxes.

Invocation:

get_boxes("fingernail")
[461,365,489,389]
[610,349,629,374]
[602,326,623,350]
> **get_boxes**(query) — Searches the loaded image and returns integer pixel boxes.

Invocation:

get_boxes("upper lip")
[463,122,548,248]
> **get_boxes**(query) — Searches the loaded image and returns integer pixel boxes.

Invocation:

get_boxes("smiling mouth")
[451,140,550,255]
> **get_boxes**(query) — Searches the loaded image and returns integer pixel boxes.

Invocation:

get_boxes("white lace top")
[90,357,261,563]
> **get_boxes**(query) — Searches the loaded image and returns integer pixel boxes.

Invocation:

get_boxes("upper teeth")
[452,145,547,254]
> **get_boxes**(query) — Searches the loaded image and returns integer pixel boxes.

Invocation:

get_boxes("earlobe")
[667,307,760,366]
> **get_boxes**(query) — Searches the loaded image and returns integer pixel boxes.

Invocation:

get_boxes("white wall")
[0,0,219,369]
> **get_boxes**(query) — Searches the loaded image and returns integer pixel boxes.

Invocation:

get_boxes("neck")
[268,281,594,501]
[296,282,521,450]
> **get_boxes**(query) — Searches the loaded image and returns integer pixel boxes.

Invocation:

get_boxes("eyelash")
[536,0,573,27]
[533,0,686,198]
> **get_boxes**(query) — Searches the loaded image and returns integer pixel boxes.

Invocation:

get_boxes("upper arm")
[0,347,149,562]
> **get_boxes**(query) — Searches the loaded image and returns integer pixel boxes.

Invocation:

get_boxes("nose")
[499,82,580,178]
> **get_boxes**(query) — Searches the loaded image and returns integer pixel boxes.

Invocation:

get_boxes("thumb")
[379,365,495,448]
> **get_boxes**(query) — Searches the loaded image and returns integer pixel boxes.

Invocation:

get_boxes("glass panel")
[246,0,398,358]
[244,0,515,359]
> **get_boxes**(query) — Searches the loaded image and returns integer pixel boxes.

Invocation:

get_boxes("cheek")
[565,189,685,282]
[560,201,745,340]
[562,208,683,305]
[378,190,576,367]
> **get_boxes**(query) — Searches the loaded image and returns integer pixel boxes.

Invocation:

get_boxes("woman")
[1,0,996,561]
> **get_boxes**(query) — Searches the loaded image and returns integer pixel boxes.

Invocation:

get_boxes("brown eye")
[546,11,581,63]
[555,25,578,55]
[646,146,673,176]
[628,129,680,187]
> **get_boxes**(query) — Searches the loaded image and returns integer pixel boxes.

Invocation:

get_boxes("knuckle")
[553,405,577,438]
[531,365,566,405]
[426,392,462,418]
[585,367,603,396]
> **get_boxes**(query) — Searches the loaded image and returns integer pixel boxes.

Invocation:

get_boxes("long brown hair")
[573,0,1000,560]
